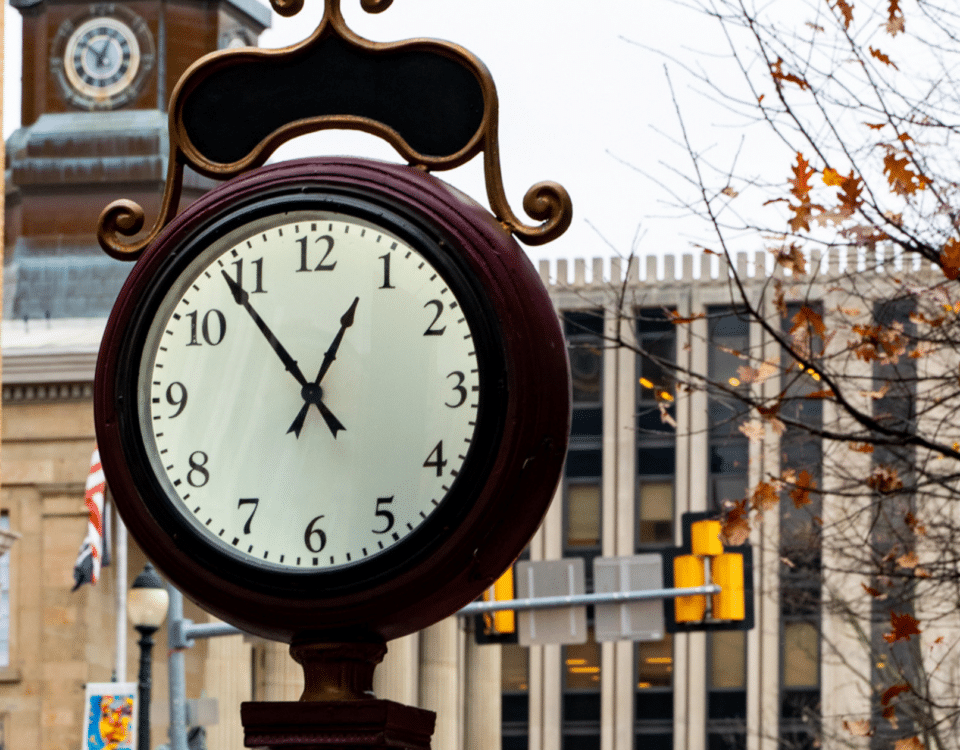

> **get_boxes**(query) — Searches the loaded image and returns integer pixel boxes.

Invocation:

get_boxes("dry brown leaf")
[869,46,898,69]
[721,186,739,198]
[771,59,811,90]
[886,0,905,34]
[806,389,835,400]
[895,737,924,750]
[790,470,816,508]
[884,152,932,195]
[849,443,875,454]
[832,0,854,29]
[884,611,921,643]
[750,480,781,512]
[881,683,910,706]
[883,704,899,728]
[771,243,807,275]
[896,551,919,569]
[862,582,886,598]
[721,499,751,546]
[868,465,904,493]
[940,238,960,280]
[658,402,677,429]
[791,306,827,338]
[905,512,927,536]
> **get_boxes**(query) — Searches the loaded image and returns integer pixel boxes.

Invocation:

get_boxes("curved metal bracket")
[98,0,572,260]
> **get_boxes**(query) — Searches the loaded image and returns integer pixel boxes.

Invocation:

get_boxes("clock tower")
[4,0,271,320]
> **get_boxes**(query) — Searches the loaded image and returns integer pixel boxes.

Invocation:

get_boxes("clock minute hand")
[287,296,360,439]
[221,271,308,386]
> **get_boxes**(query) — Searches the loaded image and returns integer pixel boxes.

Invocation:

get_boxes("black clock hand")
[288,297,360,438]
[94,38,112,67]
[221,271,309,386]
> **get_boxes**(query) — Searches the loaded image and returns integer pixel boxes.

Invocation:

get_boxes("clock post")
[93,1,573,747]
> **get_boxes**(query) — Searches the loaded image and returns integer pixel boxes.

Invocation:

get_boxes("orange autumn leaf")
[940,238,960,280]
[849,442,875,453]
[869,46,898,69]
[668,310,706,325]
[868,465,904,493]
[884,152,932,195]
[721,499,751,546]
[895,737,924,750]
[865,122,886,130]
[881,682,910,706]
[770,58,810,90]
[862,582,885,598]
[896,550,919,569]
[750,480,780,512]
[836,172,864,216]
[771,243,807,275]
[886,0,905,35]
[790,470,816,508]
[822,167,844,186]
[905,512,927,536]
[791,306,826,338]
[884,611,921,643]
[832,0,854,29]
[806,389,835,399]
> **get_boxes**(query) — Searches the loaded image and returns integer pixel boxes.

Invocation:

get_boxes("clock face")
[129,202,495,580]
[64,17,141,100]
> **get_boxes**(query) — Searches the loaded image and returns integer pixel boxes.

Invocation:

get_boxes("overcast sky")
[3,1,736,274]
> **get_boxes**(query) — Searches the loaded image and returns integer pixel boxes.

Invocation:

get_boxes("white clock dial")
[65,17,141,99]
[136,211,481,571]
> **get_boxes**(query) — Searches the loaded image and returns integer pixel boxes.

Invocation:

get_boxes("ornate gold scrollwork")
[97,0,572,260]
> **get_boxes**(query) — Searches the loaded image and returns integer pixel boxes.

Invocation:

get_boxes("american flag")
[73,447,107,590]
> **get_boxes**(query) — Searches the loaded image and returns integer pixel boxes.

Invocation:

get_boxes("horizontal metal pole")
[182,622,242,640]
[457,585,721,616]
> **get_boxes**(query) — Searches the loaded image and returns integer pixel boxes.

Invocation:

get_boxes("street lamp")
[128,563,170,750]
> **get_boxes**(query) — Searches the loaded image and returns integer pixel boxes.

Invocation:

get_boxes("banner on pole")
[83,682,138,750]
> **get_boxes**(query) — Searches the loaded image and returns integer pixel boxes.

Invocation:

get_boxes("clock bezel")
[51,5,156,111]
[96,158,571,643]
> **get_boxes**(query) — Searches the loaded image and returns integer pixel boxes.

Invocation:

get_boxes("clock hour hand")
[287,297,360,439]
[221,271,308,387]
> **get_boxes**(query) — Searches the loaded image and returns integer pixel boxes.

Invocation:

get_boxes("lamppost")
[128,563,170,750]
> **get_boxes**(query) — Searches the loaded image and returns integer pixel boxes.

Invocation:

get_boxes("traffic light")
[673,554,706,622]
[663,512,753,633]
[474,566,518,644]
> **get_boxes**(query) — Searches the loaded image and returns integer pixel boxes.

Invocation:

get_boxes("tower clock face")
[51,8,155,110]
[135,208,483,571]
[65,17,141,99]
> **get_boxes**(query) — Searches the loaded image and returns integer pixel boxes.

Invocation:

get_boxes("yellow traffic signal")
[673,554,706,622]
[691,519,723,557]
[482,567,516,635]
[712,553,745,621]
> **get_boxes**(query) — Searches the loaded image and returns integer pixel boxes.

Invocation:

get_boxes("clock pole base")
[241,699,436,749]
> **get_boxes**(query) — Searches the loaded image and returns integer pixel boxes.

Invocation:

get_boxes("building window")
[707,631,747,750]
[562,310,604,750]
[502,643,529,750]
[635,635,673,750]
[780,303,823,748]
[707,307,750,509]
[563,630,601,750]
[636,308,676,548]
[706,308,750,750]
[635,308,677,750]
